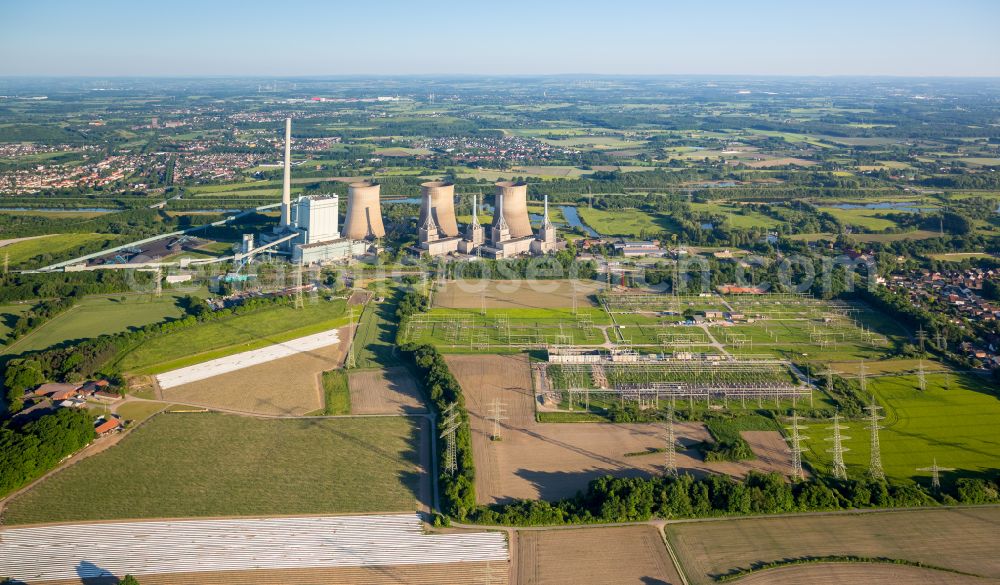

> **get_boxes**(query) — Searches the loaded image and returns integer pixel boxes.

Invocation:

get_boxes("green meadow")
[804,373,1000,485]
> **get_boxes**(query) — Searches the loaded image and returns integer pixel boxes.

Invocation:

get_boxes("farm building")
[614,240,666,257]
[34,383,81,399]
[94,416,122,436]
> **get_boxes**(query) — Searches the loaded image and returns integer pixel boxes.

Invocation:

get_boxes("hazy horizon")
[2,0,998,77]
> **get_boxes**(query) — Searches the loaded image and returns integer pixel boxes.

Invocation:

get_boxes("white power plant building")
[248,119,361,265]
[295,195,340,244]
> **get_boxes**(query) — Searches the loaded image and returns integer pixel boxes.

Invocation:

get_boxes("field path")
[0,233,55,247]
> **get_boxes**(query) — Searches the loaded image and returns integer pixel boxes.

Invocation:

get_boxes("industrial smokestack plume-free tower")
[492,181,532,238]
[280,118,292,229]
[419,181,459,237]
[343,181,385,240]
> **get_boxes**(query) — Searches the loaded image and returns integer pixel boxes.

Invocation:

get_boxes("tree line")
[1,293,306,414]
[0,408,95,498]
[472,470,1000,527]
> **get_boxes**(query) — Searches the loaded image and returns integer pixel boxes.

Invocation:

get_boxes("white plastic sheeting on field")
[0,514,508,582]
[155,328,340,389]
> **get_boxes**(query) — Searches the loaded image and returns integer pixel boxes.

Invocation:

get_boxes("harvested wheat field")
[348,289,373,306]
[666,507,1000,585]
[349,367,427,415]
[40,562,509,585]
[446,355,788,505]
[626,428,794,479]
[434,279,603,309]
[730,562,995,585]
[159,325,351,415]
[515,525,681,585]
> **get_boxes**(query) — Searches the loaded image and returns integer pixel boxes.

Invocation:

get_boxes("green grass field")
[1,413,424,524]
[185,180,280,194]
[4,294,197,354]
[818,207,904,231]
[0,210,113,219]
[0,303,32,344]
[115,298,348,374]
[788,230,942,243]
[926,252,996,262]
[407,292,893,360]
[803,373,1000,485]
[576,207,677,237]
[1,233,122,268]
[114,400,169,423]
[534,134,642,150]
[321,370,350,415]
[688,202,782,229]
[353,295,402,369]
[402,307,610,348]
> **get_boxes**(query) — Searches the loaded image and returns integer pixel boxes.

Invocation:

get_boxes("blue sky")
[1,0,998,76]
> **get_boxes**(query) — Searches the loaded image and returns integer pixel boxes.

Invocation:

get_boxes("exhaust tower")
[280,118,292,229]
[343,181,385,240]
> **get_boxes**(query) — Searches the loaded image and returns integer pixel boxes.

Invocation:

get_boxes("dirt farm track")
[445,354,791,505]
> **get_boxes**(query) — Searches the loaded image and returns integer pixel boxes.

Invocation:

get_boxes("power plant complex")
[247,119,561,265]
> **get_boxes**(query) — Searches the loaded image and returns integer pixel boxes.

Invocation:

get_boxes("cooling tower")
[343,181,386,240]
[418,181,459,237]
[492,181,532,238]
[280,118,292,229]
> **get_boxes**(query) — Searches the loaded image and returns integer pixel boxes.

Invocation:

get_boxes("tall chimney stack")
[280,118,292,228]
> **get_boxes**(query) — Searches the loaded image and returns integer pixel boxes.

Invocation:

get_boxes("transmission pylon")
[487,398,507,441]
[154,267,162,297]
[440,403,461,475]
[784,411,809,481]
[858,360,867,394]
[935,331,946,351]
[664,401,678,478]
[825,413,851,480]
[916,359,927,392]
[917,458,954,491]
[293,261,304,309]
[916,326,926,353]
[865,397,886,481]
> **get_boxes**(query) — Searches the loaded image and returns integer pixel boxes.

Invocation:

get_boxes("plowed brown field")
[434,279,603,309]
[160,325,351,415]
[446,354,790,505]
[666,507,1000,585]
[41,561,509,585]
[731,562,995,585]
[349,367,426,415]
[515,525,682,584]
